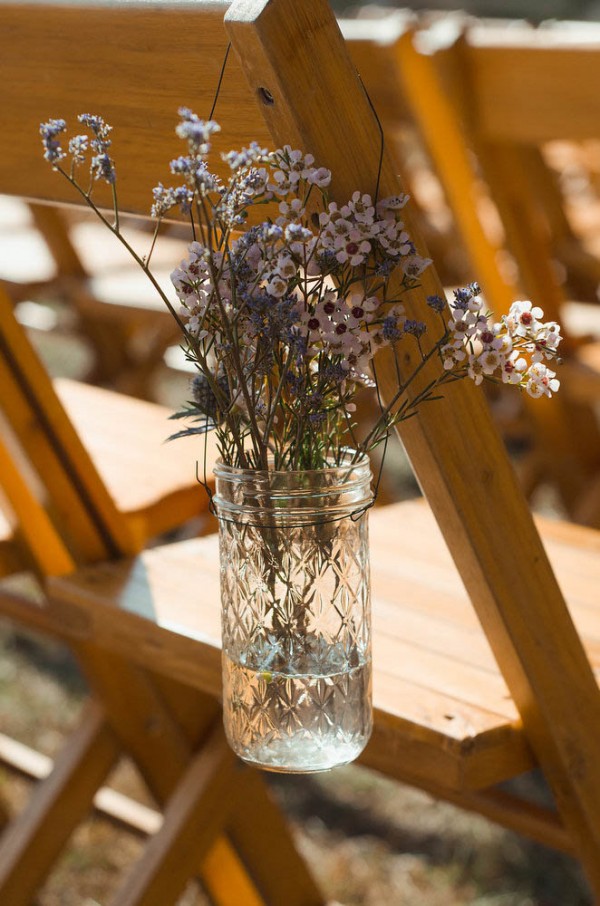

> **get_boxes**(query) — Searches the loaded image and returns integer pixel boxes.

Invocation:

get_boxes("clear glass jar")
[213,453,373,773]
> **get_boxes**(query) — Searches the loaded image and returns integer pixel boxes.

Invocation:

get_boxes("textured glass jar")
[213,454,373,773]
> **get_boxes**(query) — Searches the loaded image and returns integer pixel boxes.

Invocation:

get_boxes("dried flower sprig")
[40,109,561,473]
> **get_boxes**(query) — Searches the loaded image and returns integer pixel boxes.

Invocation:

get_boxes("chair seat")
[55,378,218,542]
[46,498,600,793]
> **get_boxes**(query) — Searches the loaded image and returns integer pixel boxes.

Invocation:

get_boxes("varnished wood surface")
[224,2,600,888]
[56,378,218,541]
[48,498,600,792]
[0,1,271,216]
[468,42,600,144]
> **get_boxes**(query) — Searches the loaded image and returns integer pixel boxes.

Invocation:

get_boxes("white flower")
[377,194,410,215]
[306,166,331,187]
[266,276,288,298]
[441,343,466,370]
[334,230,372,266]
[467,355,485,385]
[448,311,479,344]
[345,292,380,327]
[525,362,560,398]
[277,198,305,222]
[274,254,297,280]
[490,331,513,356]
[378,220,411,256]
[501,353,527,385]
[529,320,562,362]
[505,300,544,337]
[478,349,504,375]
[400,254,432,278]
[341,191,376,224]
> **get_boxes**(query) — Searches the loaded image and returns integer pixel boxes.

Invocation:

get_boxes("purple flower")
[68,134,89,165]
[285,223,312,243]
[453,286,474,309]
[91,152,116,184]
[223,142,268,170]
[151,183,194,217]
[427,294,446,313]
[40,119,67,163]
[382,315,403,342]
[404,319,427,339]
[78,113,112,154]
[170,155,196,176]
[176,109,220,154]
[190,372,229,423]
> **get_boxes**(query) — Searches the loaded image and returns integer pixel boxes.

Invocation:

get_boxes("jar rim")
[213,449,370,480]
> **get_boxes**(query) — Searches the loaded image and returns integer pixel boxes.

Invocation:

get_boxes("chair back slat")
[467,41,600,144]
[0,433,75,576]
[0,1,270,216]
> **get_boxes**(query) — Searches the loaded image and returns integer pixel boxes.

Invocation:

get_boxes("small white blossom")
[525,362,560,398]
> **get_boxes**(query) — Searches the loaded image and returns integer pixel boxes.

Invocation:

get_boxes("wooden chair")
[340,14,471,291]
[0,4,327,902]
[0,191,190,398]
[0,280,323,904]
[0,303,217,550]
[4,0,600,900]
[392,20,600,524]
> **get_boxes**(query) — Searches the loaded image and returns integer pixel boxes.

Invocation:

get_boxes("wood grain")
[0,2,270,216]
[224,0,600,887]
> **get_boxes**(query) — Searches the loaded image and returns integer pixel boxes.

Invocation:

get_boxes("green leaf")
[167,425,215,441]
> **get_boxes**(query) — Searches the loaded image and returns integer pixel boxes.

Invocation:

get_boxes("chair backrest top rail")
[0,1,270,214]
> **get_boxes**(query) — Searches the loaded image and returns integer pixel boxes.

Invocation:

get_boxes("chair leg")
[76,645,201,802]
[200,836,265,906]
[0,797,10,832]
[110,722,241,906]
[81,651,327,906]
[227,770,326,906]
[78,649,283,904]
[152,678,313,906]
[0,700,120,906]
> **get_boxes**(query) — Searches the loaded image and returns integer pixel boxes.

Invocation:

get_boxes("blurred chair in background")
[0,281,318,904]
[0,197,190,399]
[393,19,600,524]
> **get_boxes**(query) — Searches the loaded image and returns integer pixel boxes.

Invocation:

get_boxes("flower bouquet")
[41,109,561,772]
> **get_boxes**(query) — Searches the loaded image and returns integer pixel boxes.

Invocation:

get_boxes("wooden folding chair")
[0,282,323,903]
[1,188,190,397]
[392,20,600,524]
[0,4,326,902]
[340,14,470,291]
[4,0,600,901]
